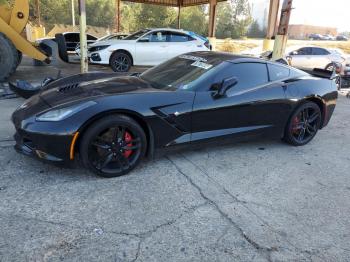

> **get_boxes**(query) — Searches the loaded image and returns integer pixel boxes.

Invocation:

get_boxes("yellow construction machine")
[0,0,49,81]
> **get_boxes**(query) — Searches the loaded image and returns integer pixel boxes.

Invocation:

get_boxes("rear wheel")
[284,102,322,146]
[110,52,132,72]
[0,33,19,81]
[80,115,147,178]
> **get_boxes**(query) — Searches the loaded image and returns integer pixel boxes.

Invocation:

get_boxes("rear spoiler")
[302,68,338,80]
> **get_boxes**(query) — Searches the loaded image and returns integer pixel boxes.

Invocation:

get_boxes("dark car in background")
[62,32,98,51]
[336,35,349,41]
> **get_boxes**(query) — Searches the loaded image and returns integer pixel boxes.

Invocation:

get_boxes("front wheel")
[284,102,322,146]
[110,52,132,72]
[80,115,147,178]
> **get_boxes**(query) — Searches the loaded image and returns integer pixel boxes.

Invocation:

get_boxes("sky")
[249,0,350,32]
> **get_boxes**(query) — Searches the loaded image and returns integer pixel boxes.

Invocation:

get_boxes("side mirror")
[138,38,149,43]
[211,77,238,98]
[291,51,298,55]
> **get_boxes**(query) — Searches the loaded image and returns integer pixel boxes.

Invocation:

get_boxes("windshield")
[140,54,225,91]
[124,29,150,40]
[98,34,111,41]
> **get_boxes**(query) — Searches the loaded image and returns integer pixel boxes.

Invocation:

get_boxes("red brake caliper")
[123,131,133,158]
[292,116,300,134]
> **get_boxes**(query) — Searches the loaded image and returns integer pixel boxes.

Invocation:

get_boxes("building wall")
[288,24,337,39]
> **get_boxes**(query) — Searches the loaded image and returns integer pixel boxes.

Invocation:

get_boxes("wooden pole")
[177,6,181,29]
[272,0,293,60]
[115,0,121,32]
[208,0,217,37]
[78,0,88,73]
[263,0,280,51]
[266,0,279,39]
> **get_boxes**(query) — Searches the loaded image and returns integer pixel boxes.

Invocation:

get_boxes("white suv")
[87,28,210,72]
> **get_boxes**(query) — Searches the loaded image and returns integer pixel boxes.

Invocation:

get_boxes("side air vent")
[58,83,80,93]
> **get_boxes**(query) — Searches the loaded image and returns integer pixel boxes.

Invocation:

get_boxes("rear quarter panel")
[285,76,338,128]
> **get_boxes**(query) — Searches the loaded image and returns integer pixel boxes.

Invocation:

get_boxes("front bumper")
[13,127,76,166]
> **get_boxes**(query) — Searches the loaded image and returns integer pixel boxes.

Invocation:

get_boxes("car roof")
[147,28,188,33]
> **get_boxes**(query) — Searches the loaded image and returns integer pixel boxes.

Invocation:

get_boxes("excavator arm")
[0,0,48,62]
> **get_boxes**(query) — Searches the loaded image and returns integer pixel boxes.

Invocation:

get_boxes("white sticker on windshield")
[179,55,207,62]
[191,61,213,70]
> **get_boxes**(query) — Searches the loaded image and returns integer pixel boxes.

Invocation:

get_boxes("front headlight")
[88,45,110,52]
[36,101,96,122]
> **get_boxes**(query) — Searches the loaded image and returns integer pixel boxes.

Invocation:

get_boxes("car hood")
[39,72,159,107]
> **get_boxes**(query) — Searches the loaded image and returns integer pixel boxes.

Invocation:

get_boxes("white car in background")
[87,28,211,72]
[287,46,350,74]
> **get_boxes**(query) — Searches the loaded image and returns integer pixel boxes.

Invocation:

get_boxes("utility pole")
[71,0,76,27]
[115,0,121,32]
[177,6,181,29]
[78,0,88,73]
[272,0,293,60]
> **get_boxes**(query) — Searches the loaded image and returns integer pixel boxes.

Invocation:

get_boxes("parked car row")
[309,34,349,41]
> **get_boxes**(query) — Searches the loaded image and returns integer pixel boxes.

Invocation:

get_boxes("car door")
[311,47,332,69]
[134,30,169,66]
[191,62,290,142]
[166,32,200,60]
[289,47,313,69]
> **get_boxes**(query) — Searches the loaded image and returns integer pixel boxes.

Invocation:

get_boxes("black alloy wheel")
[284,102,322,146]
[80,115,146,177]
[110,52,132,72]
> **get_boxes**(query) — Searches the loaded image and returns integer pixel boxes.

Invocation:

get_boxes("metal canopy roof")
[123,0,225,7]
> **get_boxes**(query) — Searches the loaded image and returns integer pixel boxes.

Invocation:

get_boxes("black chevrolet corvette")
[12,52,338,177]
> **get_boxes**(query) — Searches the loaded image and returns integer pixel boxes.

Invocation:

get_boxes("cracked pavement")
[1,85,350,261]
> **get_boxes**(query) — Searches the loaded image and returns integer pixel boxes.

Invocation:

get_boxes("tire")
[80,114,147,178]
[16,50,23,67]
[284,102,322,146]
[55,33,69,63]
[110,51,132,72]
[0,33,19,81]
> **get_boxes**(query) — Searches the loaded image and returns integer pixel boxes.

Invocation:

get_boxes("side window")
[268,64,290,81]
[295,47,312,55]
[87,34,97,41]
[226,63,269,95]
[149,31,167,42]
[64,33,80,42]
[312,48,330,55]
[169,32,194,42]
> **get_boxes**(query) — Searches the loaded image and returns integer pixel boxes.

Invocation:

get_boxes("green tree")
[180,6,207,36]
[247,19,265,38]
[215,0,252,39]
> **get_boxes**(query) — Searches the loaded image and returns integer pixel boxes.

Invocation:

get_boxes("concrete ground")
[0,60,350,262]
